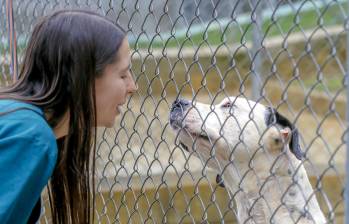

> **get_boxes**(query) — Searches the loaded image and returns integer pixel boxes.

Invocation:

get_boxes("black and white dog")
[169,96,326,224]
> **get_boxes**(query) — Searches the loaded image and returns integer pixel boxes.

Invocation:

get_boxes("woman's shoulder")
[0,99,44,117]
[0,99,56,146]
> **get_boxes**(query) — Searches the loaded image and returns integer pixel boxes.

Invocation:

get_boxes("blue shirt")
[0,99,58,223]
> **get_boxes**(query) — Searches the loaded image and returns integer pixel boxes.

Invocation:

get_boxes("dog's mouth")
[179,142,189,152]
[178,131,210,152]
[178,132,225,189]
[179,141,226,188]
[190,132,210,141]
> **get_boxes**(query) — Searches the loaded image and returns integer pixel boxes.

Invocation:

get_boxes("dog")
[169,96,326,224]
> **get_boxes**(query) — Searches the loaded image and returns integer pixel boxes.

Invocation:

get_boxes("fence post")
[346,1,349,222]
[5,0,18,82]
[251,0,263,100]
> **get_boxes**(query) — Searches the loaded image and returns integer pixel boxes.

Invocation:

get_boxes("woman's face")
[95,38,137,127]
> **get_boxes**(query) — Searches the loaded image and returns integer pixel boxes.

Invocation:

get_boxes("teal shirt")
[0,100,58,223]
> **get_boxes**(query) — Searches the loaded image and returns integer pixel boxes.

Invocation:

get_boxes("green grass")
[263,2,346,37]
[132,1,347,49]
[1,2,346,52]
[303,76,344,92]
[1,37,27,55]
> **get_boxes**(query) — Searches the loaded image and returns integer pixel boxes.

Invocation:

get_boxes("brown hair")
[0,9,126,223]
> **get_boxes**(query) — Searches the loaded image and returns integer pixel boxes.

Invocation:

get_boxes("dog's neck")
[222,151,326,224]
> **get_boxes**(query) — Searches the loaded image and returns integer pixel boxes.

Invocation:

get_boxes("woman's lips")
[117,101,127,114]
[116,105,122,114]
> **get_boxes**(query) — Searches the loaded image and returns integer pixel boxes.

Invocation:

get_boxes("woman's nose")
[128,75,138,94]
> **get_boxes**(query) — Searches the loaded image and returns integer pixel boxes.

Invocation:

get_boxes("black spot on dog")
[216,174,225,188]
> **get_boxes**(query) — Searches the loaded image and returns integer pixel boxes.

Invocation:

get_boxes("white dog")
[169,96,326,224]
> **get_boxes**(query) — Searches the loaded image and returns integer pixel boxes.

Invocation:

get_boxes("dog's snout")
[169,98,191,129]
[171,99,190,112]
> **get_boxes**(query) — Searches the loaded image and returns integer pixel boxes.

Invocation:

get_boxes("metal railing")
[1,0,347,223]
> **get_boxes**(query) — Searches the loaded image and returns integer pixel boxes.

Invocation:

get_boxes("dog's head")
[169,96,303,187]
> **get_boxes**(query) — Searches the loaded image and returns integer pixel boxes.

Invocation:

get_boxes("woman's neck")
[52,110,70,139]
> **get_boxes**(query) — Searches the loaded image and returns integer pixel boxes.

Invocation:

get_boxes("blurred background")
[1,0,347,223]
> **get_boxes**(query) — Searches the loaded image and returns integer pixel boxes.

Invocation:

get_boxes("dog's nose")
[171,98,190,112]
[169,98,191,129]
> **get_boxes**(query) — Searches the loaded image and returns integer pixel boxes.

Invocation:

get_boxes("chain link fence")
[1,0,348,223]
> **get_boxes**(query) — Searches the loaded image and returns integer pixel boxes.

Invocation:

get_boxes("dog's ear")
[266,108,304,160]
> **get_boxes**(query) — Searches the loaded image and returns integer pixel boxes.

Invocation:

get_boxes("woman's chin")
[96,117,116,128]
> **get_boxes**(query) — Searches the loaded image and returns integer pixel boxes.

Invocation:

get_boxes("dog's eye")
[222,101,234,108]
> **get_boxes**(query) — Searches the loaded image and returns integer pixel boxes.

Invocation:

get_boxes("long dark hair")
[0,9,126,223]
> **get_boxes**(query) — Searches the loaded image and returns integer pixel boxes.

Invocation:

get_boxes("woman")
[0,9,137,223]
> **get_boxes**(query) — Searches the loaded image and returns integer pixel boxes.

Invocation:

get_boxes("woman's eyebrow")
[117,64,128,73]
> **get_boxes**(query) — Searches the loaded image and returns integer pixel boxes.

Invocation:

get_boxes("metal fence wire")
[1,0,348,223]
